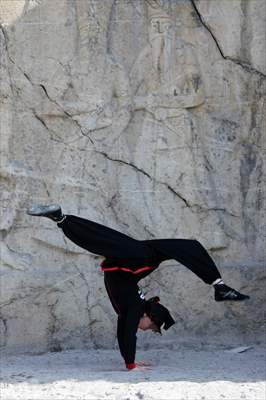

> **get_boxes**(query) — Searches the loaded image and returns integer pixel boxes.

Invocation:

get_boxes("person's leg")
[144,239,221,283]
[27,204,154,260]
[143,239,249,301]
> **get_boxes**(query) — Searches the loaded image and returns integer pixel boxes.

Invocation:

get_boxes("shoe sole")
[27,204,61,216]
[215,297,250,302]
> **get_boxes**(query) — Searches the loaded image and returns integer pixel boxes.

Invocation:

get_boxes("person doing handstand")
[27,204,249,370]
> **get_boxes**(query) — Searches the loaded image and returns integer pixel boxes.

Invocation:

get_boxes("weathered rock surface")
[0,0,265,354]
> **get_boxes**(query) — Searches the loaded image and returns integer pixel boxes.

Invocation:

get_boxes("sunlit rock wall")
[0,0,265,354]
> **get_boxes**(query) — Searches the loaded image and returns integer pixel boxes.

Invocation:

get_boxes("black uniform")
[58,214,221,365]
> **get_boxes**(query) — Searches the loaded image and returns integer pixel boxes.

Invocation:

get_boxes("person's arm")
[122,304,144,370]
[117,315,126,360]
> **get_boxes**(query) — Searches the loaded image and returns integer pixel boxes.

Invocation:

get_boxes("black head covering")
[146,296,175,334]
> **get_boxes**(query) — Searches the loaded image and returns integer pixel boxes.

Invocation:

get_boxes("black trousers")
[58,215,221,284]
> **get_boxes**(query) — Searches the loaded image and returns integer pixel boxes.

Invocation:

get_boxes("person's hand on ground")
[126,362,152,371]
[135,361,152,367]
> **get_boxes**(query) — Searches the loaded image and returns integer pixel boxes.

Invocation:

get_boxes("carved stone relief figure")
[131,2,204,193]
[130,2,228,248]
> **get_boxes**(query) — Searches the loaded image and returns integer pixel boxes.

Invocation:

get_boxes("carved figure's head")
[147,6,173,42]
[147,5,176,74]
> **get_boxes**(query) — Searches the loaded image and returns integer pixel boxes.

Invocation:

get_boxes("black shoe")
[214,284,250,302]
[27,204,65,222]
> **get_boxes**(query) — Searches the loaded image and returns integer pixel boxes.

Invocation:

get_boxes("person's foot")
[27,204,65,222]
[214,284,250,302]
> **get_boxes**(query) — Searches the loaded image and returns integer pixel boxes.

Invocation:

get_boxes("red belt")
[101,265,156,274]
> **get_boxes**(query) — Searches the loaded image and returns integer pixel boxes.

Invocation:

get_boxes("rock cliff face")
[0,0,265,354]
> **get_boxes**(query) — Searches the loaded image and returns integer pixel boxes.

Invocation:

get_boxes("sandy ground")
[0,347,265,400]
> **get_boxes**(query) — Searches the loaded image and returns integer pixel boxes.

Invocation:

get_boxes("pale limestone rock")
[0,0,26,27]
[195,0,266,74]
[0,242,31,271]
[0,0,265,354]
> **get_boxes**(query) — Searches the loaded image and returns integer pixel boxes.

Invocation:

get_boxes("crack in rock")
[0,24,34,86]
[191,205,240,218]
[33,110,50,131]
[0,27,94,143]
[94,150,191,208]
[98,149,239,216]
[38,84,94,143]
[190,0,266,79]
[31,109,66,145]
[0,315,8,347]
